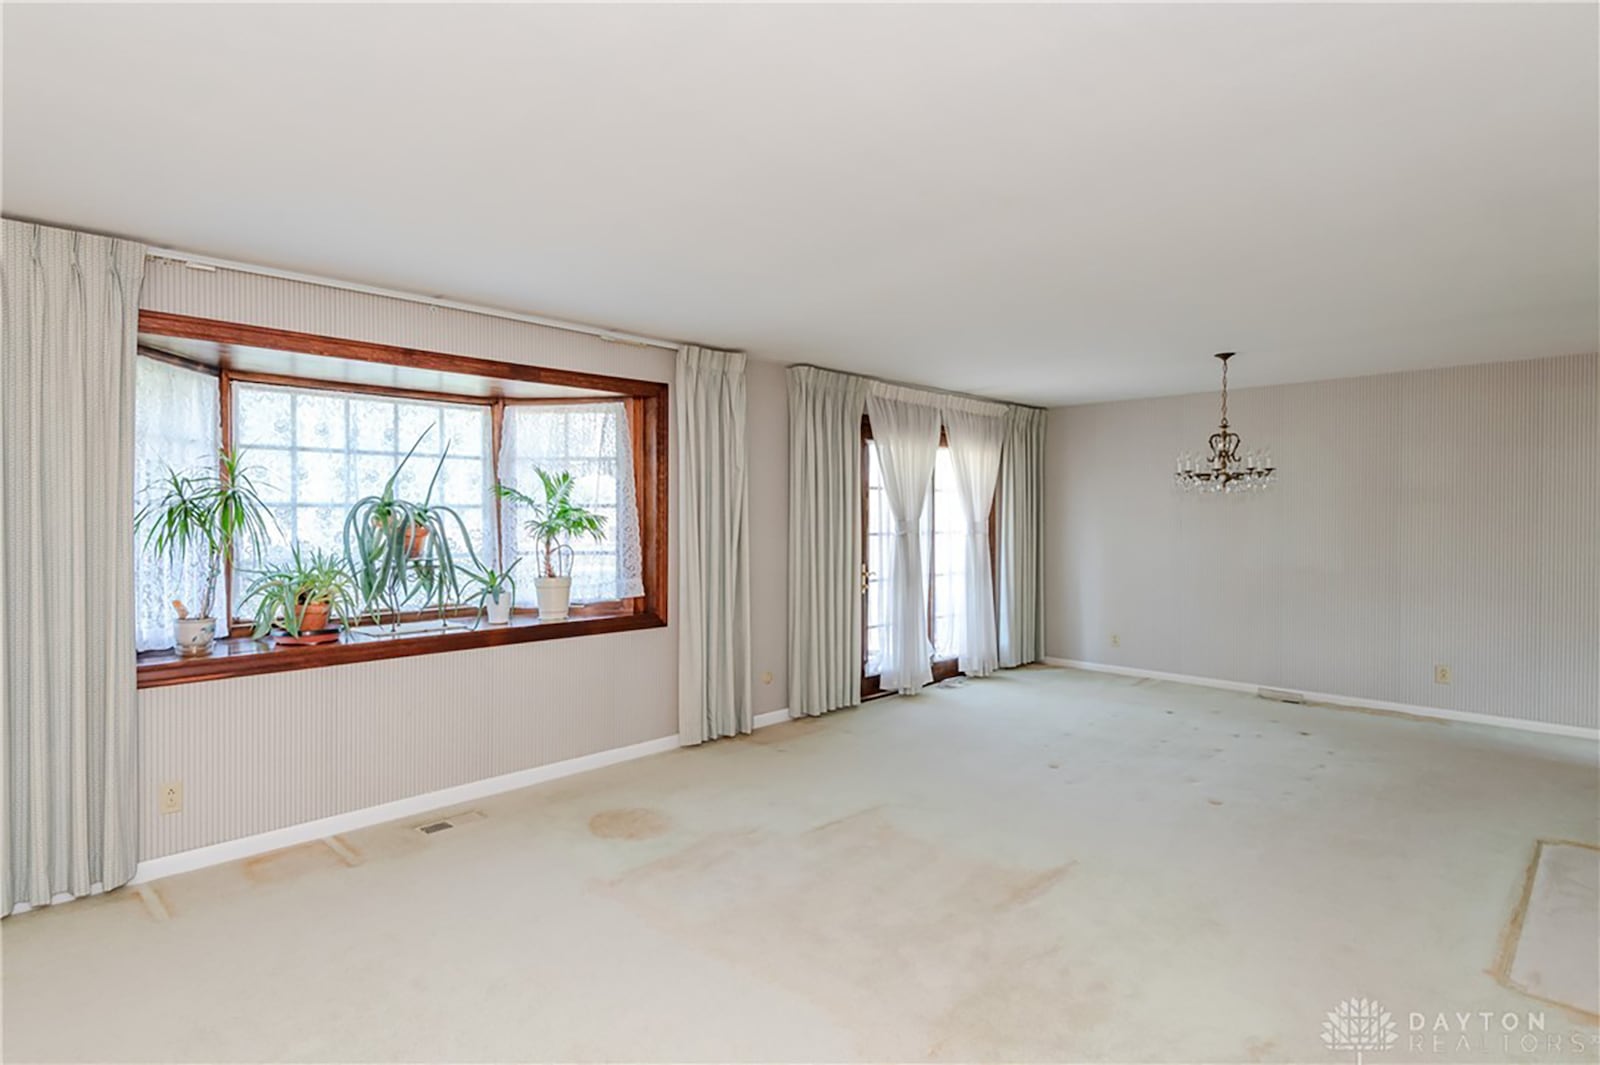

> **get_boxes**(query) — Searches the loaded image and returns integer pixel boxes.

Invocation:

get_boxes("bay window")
[132,312,667,688]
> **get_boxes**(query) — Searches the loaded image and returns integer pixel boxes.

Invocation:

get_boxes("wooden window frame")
[134,312,668,689]
[859,417,996,700]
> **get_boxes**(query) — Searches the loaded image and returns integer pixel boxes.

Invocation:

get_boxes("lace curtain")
[498,402,644,604]
[865,387,942,694]
[942,405,1007,676]
[133,356,220,651]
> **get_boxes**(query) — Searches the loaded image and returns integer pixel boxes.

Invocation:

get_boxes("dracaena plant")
[495,469,607,579]
[135,448,277,620]
[342,428,484,626]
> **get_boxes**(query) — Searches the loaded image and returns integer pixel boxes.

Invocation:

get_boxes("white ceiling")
[5,3,1596,405]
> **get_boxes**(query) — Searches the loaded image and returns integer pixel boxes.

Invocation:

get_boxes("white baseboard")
[131,732,682,886]
[130,706,796,888]
[1040,658,1598,741]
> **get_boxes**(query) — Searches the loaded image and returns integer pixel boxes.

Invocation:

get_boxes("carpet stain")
[240,841,348,884]
[133,885,172,922]
[1002,862,1077,908]
[588,808,670,840]
[603,808,1090,1057]
[745,716,829,745]
[1207,799,1224,806]
[1245,1036,1280,1061]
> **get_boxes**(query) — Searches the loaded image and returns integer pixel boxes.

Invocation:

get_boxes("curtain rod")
[145,247,686,353]
[789,362,1045,412]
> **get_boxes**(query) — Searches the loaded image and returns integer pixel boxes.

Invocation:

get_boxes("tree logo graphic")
[1322,997,1398,1064]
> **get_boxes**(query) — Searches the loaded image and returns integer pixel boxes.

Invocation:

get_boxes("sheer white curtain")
[676,347,752,744]
[866,386,942,695]
[498,402,643,604]
[998,405,1046,667]
[787,367,869,717]
[2,220,145,914]
[943,402,1007,676]
[133,357,220,651]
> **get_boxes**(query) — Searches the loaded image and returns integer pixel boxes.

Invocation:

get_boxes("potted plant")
[465,558,520,625]
[239,546,358,640]
[496,470,606,622]
[136,449,276,657]
[343,428,484,626]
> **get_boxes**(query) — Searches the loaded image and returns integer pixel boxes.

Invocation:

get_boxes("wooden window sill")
[135,609,665,689]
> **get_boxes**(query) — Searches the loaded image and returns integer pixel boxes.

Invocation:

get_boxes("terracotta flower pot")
[373,515,429,558]
[402,523,429,559]
[295,599,332,634]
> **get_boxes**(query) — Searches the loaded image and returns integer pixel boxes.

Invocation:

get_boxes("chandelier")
[1174,352,1275,493]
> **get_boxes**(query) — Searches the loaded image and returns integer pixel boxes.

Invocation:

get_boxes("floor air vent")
[414,810,486,835]
[1258,686,1307,704]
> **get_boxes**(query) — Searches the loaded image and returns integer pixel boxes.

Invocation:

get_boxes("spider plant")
[135,448,277,622]
[239,546,359,639]
[342,428,484,626]
[495,470,607,580]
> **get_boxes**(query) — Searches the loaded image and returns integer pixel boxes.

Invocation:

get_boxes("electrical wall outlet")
[1434,665,1452,685]
[159,781,183,815]
[1111,634,1121,648]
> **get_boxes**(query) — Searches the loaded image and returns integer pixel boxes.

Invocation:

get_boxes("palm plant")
[495,470,607,579]
[240,546,358,639]
[342,428,484,626]
[136,448,276,621]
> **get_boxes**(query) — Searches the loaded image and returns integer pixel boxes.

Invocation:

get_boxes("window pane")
[134,356,220,651]
[930,447,966,660]
[499,402,643,605]
[863,440,967,675]
[231,381,495,616]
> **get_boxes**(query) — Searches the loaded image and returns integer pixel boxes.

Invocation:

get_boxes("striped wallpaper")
[1045,353,1599,730]
[136,260,689,859]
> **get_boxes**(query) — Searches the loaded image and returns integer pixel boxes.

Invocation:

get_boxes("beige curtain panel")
[2,220,146,914]
[786,366,868,717]
[676,346,753,744]
[998,405,1046,667]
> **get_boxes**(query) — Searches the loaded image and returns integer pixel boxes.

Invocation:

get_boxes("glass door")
[862,431,967,698]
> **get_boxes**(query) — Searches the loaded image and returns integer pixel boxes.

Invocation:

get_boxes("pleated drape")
[676,346,752,744]
[786,367,868,717]
[2,220,146,914]
[866,388,942,695]
[943,404,1007,676]
[998,405,1046,667]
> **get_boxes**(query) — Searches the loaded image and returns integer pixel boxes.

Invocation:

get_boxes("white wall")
[1045,353,1598,730]
[137,261,788,859]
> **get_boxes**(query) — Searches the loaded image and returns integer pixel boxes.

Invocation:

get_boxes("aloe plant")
[342,428,484,626]
[135,448,277,620]
[240,546,358,639]
[463,557,520,623]
[496,469,606,579]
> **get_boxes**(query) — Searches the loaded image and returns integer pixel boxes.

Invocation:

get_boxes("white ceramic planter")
[174,616,217,657]
[535,577,572,621]
[486,591,514,625]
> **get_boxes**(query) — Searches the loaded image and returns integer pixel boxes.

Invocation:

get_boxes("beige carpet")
[1502,841,1600,1020]
[3,666,1597,1063]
